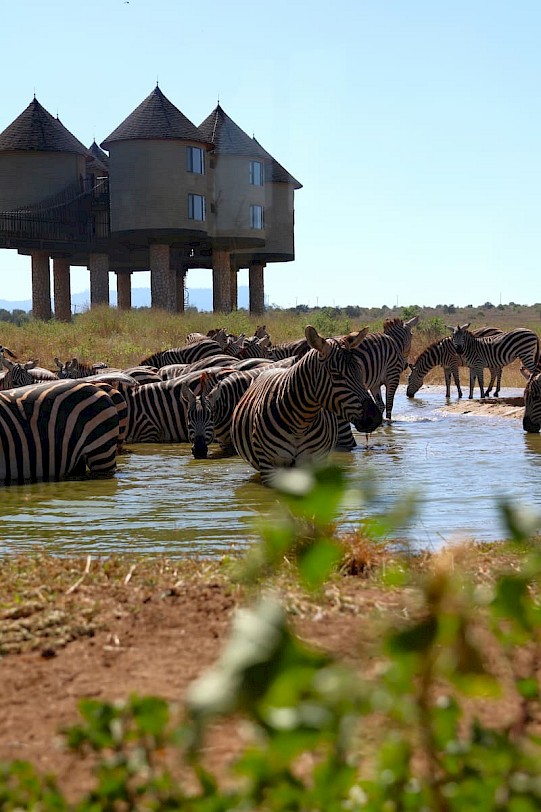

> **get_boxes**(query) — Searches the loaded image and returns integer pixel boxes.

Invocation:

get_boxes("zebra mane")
[382,318,403,329]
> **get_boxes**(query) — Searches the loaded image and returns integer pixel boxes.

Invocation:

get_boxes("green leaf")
[298,538,342,590]
[387,616,438,654]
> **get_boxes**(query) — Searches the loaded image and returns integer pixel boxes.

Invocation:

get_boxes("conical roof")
[0,97,89,155]
[198,104,268,157]
[253,137,302,189]
[101,86,208,148]
[89,140,109,164]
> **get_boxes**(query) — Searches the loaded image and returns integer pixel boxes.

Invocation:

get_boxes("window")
[249,160,264,185]
[186,146,205,174]
[250,204,264,229]
[188,194,206,221]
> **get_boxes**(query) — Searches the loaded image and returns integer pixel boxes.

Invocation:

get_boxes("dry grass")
[0,304,539,386]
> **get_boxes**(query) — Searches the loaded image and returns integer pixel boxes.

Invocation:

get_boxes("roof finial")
[156,75,159,87]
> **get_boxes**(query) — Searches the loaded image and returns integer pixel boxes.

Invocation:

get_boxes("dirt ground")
[0,554,425,801]
[0,540,536,803]
[442,395,525,420]
[0,399,533,801]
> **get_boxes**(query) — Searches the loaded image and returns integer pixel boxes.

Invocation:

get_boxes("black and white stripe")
[0,358,58,390]
[0,380,120,484]
[351,333,409,420]
[139,339,231,368]
[448,324,540,398]
[522,365,541,433]
[407,329,504,399]
[230,326,382,484]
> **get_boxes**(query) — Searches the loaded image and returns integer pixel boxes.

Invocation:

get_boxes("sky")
[1,0,541,310]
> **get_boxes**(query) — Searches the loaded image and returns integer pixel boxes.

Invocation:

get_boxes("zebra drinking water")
[230,326,382,484]
[407,329,504,399]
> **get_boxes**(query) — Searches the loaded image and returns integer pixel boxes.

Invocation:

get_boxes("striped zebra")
[407,329,504,399]
[122,373,214,457]
[207,369,263,451]
[139,338,232,367]
[54,358,111,379]
[522,366,541,433]
[180,380,214,458]
[351,332,409,420]
[268,337,311,361]
[448,324,540,397]
[383,316,419,359]
[230,326,382,484]
[0,380,120,484]
[0,358,58,390]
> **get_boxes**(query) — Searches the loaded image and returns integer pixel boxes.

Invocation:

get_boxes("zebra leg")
[335,419,356,450]
[448,367,462,398]
[494,368,502,397]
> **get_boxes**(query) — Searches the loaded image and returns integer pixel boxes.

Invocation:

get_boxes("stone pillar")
[174,267,186,313]
[89,253,109,307]
[212,249,232,313]
[116,271,132,311]
[31,250,52,321]
[229,258,238,311]
[249,261,265,316]
[52,257,71,322]
[150,244,173,310]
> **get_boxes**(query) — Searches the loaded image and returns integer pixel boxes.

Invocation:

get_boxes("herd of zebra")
[1,318,540,486]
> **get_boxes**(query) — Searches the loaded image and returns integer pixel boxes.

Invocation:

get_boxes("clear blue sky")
[1,0,540,309]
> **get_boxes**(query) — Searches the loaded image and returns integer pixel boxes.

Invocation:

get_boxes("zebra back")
[139,339,224,367]
[0,380,120,483]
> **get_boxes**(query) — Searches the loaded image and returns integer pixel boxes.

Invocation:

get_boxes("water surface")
[1,386,540,556]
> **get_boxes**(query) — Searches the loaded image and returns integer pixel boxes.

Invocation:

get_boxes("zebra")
[351,332,409,420]
[522,366,541,433]
[448,324,540,398]
[407,329,504,399]
[0,380,120,484]
[0,357,58,390]
[139,338,232,367]
[180,380,214,458]
[54,357,111,378]
[268,336,311,361]
[122,373,214,457]
[206,369,263,452]
[383,316,419,359]
[230,326,382,484]
[122,366,163,385]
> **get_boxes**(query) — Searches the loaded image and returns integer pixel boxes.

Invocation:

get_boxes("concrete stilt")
[52,257,71,322]
[249,261,265,316]
[212,250,232,313]
[31,250,52,321]
[150,244,173,310]
[89,253,110,307]
[116,271,132,311]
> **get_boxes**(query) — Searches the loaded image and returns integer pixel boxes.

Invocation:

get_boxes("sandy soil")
[0,548,534,802]
[442,395,525,420]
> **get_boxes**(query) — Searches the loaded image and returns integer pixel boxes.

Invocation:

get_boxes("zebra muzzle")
[353,399,383,434]
[191,437,209,459]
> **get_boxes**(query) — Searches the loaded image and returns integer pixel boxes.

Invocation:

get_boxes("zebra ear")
[445,325,456,333]
[1,356,14,370]
[347,327,369,349]
[461,323,471,331]
[305,325,328,355]
[24,361,36,370]
[181,382,195,404]
[404,316,419,328]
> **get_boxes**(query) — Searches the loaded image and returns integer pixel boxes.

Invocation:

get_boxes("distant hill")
[0,286,250,313]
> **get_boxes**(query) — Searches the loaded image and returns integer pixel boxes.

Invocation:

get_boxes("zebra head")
[1,357,36,388]
[448,323,471,356]
[522,368,541,433]
[305,326,382,434]
[406,362,423,398]
[181,378,214,459]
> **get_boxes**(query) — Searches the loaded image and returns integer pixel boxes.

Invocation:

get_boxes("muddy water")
[1,385,540,556]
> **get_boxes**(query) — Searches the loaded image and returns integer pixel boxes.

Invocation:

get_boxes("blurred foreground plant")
[2,465,541,810]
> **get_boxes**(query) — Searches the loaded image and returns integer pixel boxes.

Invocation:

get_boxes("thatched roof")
[101,86,208,148]
[0,97,89,155]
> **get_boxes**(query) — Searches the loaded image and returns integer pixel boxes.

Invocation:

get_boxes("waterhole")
[1,386,540,556]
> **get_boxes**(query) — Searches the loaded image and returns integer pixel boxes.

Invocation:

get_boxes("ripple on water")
[1,386,540,556]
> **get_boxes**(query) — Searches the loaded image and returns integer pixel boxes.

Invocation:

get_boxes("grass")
[0,302,539,387]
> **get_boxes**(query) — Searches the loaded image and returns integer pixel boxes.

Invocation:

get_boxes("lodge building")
[0,86,302,320]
